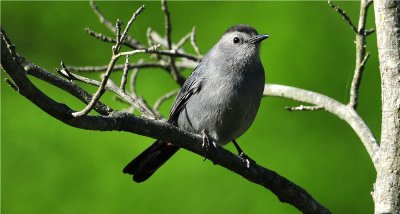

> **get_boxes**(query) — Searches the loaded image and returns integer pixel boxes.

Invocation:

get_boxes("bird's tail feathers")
[123,140,179,182]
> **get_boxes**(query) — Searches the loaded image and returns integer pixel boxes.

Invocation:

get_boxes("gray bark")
[372,0,400,213]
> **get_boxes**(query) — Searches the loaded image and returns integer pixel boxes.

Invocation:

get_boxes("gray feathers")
[124,24,267,182]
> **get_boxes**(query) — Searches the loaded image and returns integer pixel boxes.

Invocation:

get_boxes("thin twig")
[191,26,202,56]
[68,62,167,72]
[348,0,373,109]
[122,59,157,118]
[285,105,324,111]
[119,5,145,44]
[73,45,159,117]
[153,89,179,112]
[147,30,202,62]
[146,27,162,61]
[160,0,185,86]
[90,1,145,49]
[85,27,200,61]
[90,1,115,33]
[115,44,160,58]
[61,65,155,118]
[365,28,375,36]
[85,28,115,44]
[175,32,192,50]
[130,66,140,96]
[161,0,172,50]
[73,6,148,117]
[116,19,122,42]
[120,56,130,91]
[328,1,358,33]
[155,49,200,62]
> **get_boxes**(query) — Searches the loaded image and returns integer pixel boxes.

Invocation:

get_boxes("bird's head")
[215,24,269,62]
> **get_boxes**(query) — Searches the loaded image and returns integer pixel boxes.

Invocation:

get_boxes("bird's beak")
[250,34,269,44]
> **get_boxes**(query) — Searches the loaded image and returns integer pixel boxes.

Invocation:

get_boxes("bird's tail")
[123,140,179,183]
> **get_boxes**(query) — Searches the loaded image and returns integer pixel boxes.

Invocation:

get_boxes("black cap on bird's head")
[224,24,269,44]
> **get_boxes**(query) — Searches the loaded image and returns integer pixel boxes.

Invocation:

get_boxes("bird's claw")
[201,130,216,161]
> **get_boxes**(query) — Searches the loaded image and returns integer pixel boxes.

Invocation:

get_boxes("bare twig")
[175,32,192,50]
[328,1,358,33]
[129,67,139,96]
[285,105,323,111]
[147,30,202,62]
[85,28,115,44]
[73,46,159,118]
[348,0,373,109]
[155,49,200,62]
[61,63,155,118]
[90,1,144,49]
[146,27,162,61]
[68,62,167,72]
[120,56,130,91]
[191,26,202,56]
[85,27,201,62]
[160,0,186,86]
[161,0,172,50]
[73,6,148,117]
[119,5,145,45]
[153,89,179,113]
[116,19,122,42]
[328,0,373,110]
[365,28,375,35]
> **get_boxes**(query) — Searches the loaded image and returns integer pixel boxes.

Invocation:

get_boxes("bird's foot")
[201,130,216,161]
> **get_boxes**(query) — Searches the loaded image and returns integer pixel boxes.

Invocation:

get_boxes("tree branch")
[285,105,324,112]
[264,84,379,166]
[72,5,156,118]
[89,1,144,50]
[328,0,374,109]
[349,0,373,109]
[1,29,330,214]
[67,62,168,72]
[372,0,400,212]
[328,1,358,33]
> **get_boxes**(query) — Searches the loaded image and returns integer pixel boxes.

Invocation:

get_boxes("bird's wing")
[168,66,204,123]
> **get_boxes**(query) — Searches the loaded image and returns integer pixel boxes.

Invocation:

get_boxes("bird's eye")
[233,37,240,44]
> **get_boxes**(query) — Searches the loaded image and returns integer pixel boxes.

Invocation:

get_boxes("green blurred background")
[1,1,380,213]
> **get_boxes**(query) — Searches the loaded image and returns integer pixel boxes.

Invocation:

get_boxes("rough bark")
[372,1,400,213]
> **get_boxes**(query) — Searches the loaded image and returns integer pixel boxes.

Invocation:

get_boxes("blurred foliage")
[1,1,380,214]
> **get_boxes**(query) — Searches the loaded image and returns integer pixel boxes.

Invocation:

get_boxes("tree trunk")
[372,1,400,213]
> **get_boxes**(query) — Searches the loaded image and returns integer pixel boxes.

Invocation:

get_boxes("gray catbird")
[123,24,268,182]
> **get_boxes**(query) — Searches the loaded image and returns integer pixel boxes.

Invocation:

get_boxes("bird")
[123,24,268,182]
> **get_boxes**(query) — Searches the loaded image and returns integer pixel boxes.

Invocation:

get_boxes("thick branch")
[264,84,379,166]
[15,58,112,115]
[1,28,330,214]
[372,0,400,213]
